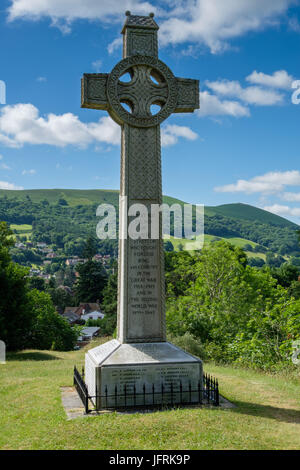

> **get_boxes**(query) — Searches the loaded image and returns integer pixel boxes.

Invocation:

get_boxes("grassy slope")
[10,224,32,241]
[166,235,266,258]
[0,338,299,450]
[0,189,297,227]
[211,203,297,228]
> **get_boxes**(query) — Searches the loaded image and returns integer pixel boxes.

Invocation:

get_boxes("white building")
[81,310,105,322]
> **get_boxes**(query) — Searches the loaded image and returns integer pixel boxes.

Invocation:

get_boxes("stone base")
[85,340,203,408]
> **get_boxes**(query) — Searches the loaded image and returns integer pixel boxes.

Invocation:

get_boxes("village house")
[63,302,104,323]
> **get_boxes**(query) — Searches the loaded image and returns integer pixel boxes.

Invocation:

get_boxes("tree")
[28,277,46,291]
[0,222,32,350]
[165,241,296,367]
[100,264,118,335]
[164,240,174,252]
[82,236,98,260]
[27,289,78,350]
[270,264,299,288]
[248,257,265,268]
[0,221,77,351]
[46,286,75,314]
[75,260,107,303]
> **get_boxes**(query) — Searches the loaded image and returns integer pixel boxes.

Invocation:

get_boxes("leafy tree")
[27,289,78,350]
[270,264,299,288]
[248,257,265,268]
[99,263,118,335]
[0,222,31,350]
[82,236,97,260]
[243,243,253,252]
[166,241,299,368]
[0,221,77,351]
[46,286,75,314]
[28,277,46,291]
[75,260,107,303]
[164,240,174,252]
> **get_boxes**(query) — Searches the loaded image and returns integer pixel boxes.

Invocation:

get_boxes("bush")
[167,333,206,360]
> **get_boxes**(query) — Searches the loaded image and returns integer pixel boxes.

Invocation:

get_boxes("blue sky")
[0,0,300,222]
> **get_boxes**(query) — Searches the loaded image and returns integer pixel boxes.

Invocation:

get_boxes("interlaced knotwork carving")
[118,65,168,118]
[107,55,178,128]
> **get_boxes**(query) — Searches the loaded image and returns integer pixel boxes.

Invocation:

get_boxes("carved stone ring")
[107,55,178,128]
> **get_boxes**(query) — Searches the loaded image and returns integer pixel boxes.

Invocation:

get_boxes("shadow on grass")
[7,351,60,361]
[229,400,300,425]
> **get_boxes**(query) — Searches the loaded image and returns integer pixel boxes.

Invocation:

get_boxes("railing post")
[215,379,219,407]
[85,390,89,414]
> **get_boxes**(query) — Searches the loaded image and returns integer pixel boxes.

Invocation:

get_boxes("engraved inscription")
[127,238,161,340]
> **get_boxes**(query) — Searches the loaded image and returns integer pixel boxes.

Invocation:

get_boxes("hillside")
[0,189,299,264]
[210,203,297,228]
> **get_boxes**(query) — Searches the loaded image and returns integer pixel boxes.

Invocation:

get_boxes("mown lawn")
[0,338,299,450]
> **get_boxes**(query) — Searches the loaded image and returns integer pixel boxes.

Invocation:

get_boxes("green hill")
[210,203,297,228]
[0,189,299,259]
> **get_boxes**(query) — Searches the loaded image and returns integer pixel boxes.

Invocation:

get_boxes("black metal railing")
[74,366,219,414]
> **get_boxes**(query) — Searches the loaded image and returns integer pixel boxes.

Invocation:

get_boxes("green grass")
[9,224,32,241]
[165,234,263,253]
[0,338,299,450]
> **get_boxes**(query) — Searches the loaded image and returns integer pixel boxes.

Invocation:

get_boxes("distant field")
[165,234,259,251]
[9,224,32,240]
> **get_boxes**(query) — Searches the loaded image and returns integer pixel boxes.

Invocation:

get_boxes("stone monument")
[82,12,202,408]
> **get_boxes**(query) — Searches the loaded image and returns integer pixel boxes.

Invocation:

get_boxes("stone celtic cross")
[82,12,199,344]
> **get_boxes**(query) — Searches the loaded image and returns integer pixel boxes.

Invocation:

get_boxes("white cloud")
[7,0,156,27]
[7,0,296,53]
[161,124,198,146]
[22,169,36,175]
[246,70,294,89]
[92,60,102,72]
[0,103,121,148]
[206,79,284,106]
[0,103,196,149]
[36,76,47,82]
[264,204,300,217]
[0,180,23,190]
[0,162,11,170]
[215,170,300,194]
[197,91,250,117]
[108,37,123,55]
[282,192,300,202]
[159,0,296,53]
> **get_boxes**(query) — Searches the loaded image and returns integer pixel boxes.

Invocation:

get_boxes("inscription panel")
[100,362,202,407]
[127,238,162,341]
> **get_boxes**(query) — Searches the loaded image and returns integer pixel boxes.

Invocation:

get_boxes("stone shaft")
[117,124,165,343]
